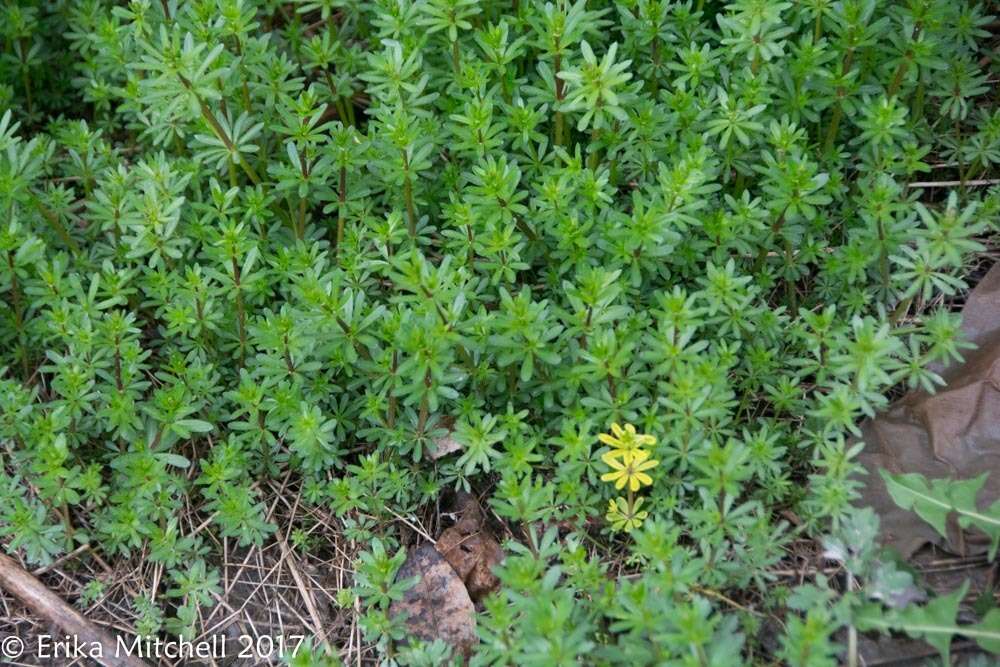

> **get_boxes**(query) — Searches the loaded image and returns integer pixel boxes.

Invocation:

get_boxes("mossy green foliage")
[1,0,999,663]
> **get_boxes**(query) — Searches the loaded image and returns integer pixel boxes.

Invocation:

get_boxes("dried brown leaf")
[389,544,477,657]
[428,432,463,460]
[858,263,1000,557]
[428,417,463,460]
[435,493,503,602]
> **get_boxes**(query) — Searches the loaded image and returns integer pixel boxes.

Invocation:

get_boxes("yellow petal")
[601,471,621,483]
[635,472,653,487]
[615,476,628,490]
[610,423,624,437]
[602,451,625,467]
[636,458,659,471]
[598,433,618,446]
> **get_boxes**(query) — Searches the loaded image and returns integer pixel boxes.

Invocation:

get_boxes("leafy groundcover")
[1,1,1000,665]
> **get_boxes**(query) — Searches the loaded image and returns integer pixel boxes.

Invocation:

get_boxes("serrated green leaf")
[880,471,952,537]
[859,582,967,664]
[973,609,1000,654]
[898,582,967,664]
[881,470,1000,559]
[957,497,1000,561]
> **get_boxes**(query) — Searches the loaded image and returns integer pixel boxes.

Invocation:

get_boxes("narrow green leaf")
[158,453,191,469]
[175,418,214,433]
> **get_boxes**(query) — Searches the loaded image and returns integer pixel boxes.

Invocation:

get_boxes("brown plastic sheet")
[857,263,1000,557]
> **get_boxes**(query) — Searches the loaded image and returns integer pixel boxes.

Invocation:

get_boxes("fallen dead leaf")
[857,262,1000,558]
[389,543,478,657]
[428,417,463,460]
[428,432,463,460]
[435,493,503,603]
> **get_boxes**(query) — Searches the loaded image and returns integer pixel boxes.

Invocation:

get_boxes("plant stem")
[231,256,246,367]
[754,205,789,273]
[233,38,252,112]
[912,75,925,122]
[180,76,261,185]
[60,502,74,545]
[784,238,797,311]
[588,127,600,171]
[553,52,565,146]
[823,48,855,154]
[336,165,347,255]
[417,377,430,432]
[322,70,350,125]
[33,198,80,255]
[956,117,966,193]
[887,57,910,99]
[300,198,307,239]
[20,40,34,117]
[346,94,356,126]
[113,335,123,391]
[877,218,890,297]
[888,23,922,99]
[7,251,29,380]
[847,574,859,667]
[514,215,539,241]
[651,39,661,96]
[387,351,398,428]
[402,151,417,237]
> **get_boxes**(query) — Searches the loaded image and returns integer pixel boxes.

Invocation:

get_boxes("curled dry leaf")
[435,493,504,602]
[388,493,504,657]
[428,432,463,460]
[858,263,1000,557]
[428,417,463,460]
[389,543,478,657]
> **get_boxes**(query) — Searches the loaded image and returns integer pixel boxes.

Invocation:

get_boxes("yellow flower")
[600,448,658,491]
[598,422,656,460]
[606,496,649,532]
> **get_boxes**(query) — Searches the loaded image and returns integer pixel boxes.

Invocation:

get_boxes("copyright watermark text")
[1,633,306,661]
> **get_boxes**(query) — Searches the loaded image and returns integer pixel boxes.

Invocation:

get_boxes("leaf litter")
[389,492,503,656]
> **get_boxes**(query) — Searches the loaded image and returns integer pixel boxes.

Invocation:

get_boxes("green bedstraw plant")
[1,0,999,664]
